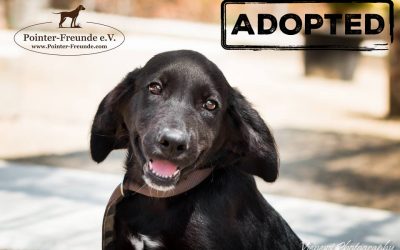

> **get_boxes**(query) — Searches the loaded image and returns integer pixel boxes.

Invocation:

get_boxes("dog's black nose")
[158,128,188,157]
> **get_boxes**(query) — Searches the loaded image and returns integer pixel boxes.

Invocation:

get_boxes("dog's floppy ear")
[226,87,279,182]
[90,69,140,163]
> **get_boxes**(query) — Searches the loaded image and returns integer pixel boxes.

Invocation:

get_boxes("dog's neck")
[122,168,213,198]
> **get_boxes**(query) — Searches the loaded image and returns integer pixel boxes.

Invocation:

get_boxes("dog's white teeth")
[151,168,159,176]
[148,167,178,178]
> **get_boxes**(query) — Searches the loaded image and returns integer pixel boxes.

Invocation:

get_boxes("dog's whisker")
[136,183,147,193]
[166,188,175,196]
[128,152,134,162]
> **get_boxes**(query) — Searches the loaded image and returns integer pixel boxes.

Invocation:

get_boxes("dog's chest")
[118,194,195,248]
[128,234,162,250]
[126,212,209,250]
[120,194,214,249]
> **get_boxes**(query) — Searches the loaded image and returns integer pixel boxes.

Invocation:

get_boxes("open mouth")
[142,159,181,191]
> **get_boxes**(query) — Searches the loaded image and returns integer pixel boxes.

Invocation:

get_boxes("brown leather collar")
[102,168,213,250]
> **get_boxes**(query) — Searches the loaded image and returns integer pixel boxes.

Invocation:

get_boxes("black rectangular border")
[221,0,394,51]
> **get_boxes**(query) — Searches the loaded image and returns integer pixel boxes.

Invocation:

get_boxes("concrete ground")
[1,12,400,249]
[1,161,399,250]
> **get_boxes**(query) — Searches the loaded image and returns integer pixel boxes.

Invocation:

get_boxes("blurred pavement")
[1,161,399,250]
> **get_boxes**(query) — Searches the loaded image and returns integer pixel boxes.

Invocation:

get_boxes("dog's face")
[79,5,85,10]
[91,50,278,191]
[123,53,230,190]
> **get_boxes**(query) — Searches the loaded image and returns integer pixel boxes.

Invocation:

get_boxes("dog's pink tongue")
[150,160,178,176]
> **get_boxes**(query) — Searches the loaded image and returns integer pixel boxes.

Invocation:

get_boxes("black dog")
[91,50,306,250]
[53,5,85,28]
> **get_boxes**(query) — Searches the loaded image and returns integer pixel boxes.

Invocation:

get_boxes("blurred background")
[0,0,400,249]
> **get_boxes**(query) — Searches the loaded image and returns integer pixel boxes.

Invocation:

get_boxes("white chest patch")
[128,234,162,250]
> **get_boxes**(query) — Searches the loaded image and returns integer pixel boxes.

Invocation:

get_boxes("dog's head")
[78,5,85,10]
[90,50,278,191]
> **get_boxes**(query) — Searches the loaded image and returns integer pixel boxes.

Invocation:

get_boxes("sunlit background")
[0,0,399,249]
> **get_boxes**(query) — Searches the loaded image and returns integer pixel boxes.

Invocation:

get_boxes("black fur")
[91,50,305,249]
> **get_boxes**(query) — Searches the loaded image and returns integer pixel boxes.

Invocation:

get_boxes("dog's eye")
[203,99,218,111]
[148,82,162,95]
